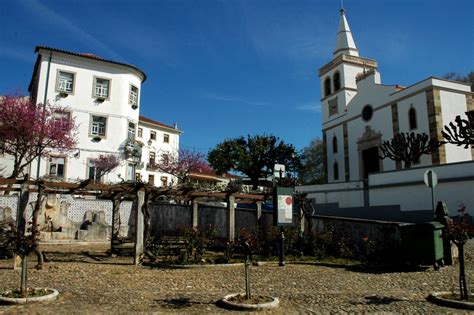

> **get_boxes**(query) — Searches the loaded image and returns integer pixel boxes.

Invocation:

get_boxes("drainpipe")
[35,52,53,180]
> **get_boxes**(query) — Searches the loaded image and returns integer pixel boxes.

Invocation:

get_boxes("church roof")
[334,9,359,58]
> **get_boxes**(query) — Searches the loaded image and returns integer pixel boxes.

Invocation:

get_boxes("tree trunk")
[31,182,44,270]
[142,190,156,262]
[457,242,469,300]
[250,177,259,190]
[20,254,28,297]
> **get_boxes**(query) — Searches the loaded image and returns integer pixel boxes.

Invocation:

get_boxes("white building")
[3,45,180,185]
[321,9,473,183]
[136,116,181,187]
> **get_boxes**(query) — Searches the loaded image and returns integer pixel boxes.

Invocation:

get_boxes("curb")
[150,262,243,269]
[427,291,474,310]
[218,293,279,311]
[0,288,59,304]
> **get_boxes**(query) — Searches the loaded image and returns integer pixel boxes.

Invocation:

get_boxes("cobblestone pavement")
[0,242,473,314]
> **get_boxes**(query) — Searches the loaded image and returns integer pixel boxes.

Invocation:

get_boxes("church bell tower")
[319,8,378,123]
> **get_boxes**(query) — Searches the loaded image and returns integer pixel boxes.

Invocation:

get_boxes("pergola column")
[110,193,122,252]
[133,188,145,265]
[192,199,199,228]
[227,195,235,242]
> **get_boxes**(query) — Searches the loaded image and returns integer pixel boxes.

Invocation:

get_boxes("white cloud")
[203,92,268,107]
[296,101,321,113]
[19,0,123,60]
[0,45,31,63]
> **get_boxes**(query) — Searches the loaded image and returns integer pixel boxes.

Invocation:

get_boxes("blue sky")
[1,0,473,154]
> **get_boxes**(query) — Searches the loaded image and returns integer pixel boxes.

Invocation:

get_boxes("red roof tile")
[35,45,147,82]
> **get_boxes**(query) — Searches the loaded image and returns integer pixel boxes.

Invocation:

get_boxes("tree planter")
[428,291,474,310]
[218,293,279,311]
[0,288,59,304]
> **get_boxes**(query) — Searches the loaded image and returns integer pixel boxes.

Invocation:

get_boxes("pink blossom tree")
[0,95,77,179]
[148,148,211,182]
[89,154,120,181]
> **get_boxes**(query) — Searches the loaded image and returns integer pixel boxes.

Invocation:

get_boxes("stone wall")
[0,193,133,241]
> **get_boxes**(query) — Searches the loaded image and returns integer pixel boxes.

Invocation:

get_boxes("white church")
[298,9,473,221]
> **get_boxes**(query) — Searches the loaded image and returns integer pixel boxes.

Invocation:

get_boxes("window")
[136,172,142,182]
[53,111,71,130]
[91,115,107,137]
[129,85,139,107]
[56,71,74,93]
[138,128,143,138]
[87,160,99,182]
[409,108,417,130]
[332,136,338,153]
[150,131,156,141]
[333,72,341,92]
[161,176,168,187]
[93,77,110,99]
[163,133,169,143]
[333,161,339,180]
[362,105,373,121]
[49,157,65,178]
[324,77,331,97]
[128,122,136,140]
[149,152,156,165]
[148,174,155,185]
[126,163,134,181]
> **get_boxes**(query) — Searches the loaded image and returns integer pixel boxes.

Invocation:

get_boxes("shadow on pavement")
[154,297,211,309]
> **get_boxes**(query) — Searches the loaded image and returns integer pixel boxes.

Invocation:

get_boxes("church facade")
[320,9,473,184]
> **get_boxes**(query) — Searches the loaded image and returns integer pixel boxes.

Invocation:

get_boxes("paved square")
[0,242,472,313]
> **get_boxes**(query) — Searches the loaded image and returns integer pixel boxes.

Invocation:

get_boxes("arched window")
[333,72,341,92]
[334,161,339,180]
[332,135,338,153]
[324,77,331,97]
[409,108,417,130]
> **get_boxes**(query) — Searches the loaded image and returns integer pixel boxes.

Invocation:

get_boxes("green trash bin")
[400,221,444,268]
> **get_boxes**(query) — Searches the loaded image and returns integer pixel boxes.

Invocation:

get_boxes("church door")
[362,146,380,179]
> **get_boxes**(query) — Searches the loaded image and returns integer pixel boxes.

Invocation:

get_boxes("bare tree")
[379,132,441,168]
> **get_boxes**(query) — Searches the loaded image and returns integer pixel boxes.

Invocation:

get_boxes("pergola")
[0,178,268,265]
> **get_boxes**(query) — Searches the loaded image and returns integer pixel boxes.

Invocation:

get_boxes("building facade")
[321,10,473,183]
[136,116,181,187]
[2,46,180,185]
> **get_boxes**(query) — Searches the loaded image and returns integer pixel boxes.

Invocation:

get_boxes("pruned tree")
[148,148,210,183]
[89,154,120,181]
[299,137,326,184]
[208,135,300,190]
[0,95,77,179]
[446,203,471,301]
[379,132,441,168]
[442,111,474,148]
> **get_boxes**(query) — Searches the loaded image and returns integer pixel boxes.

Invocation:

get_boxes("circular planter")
[0,288,59,304]
[428,291,474,310]
[218,293,279,311]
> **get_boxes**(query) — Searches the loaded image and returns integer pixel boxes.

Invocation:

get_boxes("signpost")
[424,169,438,214]
[274,186,293,266]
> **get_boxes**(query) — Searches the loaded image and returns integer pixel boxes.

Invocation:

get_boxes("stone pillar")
[227,195,235,242]
[134,188,145,265]
[192,199,199,228]
[256,201,262,226]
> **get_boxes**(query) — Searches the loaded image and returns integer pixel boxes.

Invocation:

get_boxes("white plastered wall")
[440,90,471,162]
